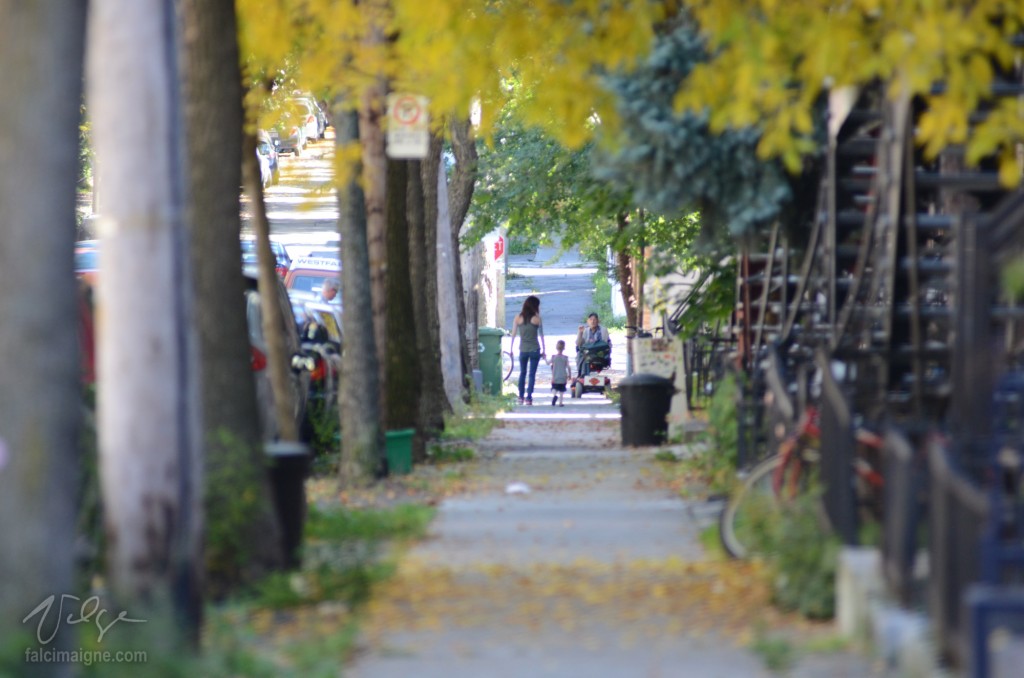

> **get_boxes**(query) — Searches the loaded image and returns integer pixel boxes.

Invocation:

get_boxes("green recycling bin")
[478,327,505,395]
[385,428,414,475]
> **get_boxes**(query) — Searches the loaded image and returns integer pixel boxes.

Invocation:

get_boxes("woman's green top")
[518,320,541,353]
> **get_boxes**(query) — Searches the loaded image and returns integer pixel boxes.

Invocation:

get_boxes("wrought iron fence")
[682,335,734,411]
[816,348,860,545]
[881,429,928,607]
[928,436,991,666]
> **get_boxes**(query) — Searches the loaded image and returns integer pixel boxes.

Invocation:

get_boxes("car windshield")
[287,274,336,294]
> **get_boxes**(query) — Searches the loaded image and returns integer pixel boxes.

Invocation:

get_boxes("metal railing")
[816,349,860,545]
[682,335,734,411]
[881,430,928,607]
[927,437,991,666]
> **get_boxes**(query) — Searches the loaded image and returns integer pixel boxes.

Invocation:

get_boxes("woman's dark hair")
[521,295,541,322]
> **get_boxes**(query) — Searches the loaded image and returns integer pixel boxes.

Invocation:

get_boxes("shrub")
[684,371,739,494]
[748,482,840,620]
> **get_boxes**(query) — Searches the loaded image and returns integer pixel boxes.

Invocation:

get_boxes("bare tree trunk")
[243,131,298,443]
[434,144,467,409]
[407,161,436,462]
[336,107,385,483]
[615,212,639,329]
[448,116,478,386]
[179,0,283,594]
[361,78,389,418]
[385,159,422,447]
[463,242,484,370]
[89,0,203,639]
[420,137,453,421]
[0,3,85,668]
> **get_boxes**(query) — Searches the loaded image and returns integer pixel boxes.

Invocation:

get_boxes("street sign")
[386,93,429,159]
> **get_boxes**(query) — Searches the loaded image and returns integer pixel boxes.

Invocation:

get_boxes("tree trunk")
[408,159,442,460]
[178,0,283,594]
[615,212,639,329]
[243,131,298,443]
[434,143,467,409]
[448,116,478,386]
[419,137,453,422]
[336,107,384,484]
[0,2,85,667]
[361,78,389,418]
[88,0,203,638]
[385,159,421,447]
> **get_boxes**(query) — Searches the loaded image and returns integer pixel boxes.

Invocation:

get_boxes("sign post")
[385,93,429,159]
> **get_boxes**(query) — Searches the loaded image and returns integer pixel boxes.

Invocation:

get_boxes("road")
[242,132,342,258]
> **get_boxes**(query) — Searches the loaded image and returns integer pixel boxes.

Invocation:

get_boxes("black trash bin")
[265,441,311,568]
[618,373,675,446]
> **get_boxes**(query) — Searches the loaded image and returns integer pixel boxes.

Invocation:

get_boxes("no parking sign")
[386,93,429,159]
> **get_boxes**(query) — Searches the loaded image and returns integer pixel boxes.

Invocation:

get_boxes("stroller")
[571,340,612,398]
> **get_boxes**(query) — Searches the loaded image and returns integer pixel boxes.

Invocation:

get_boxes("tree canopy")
[678,0,1024,182]
[595,16,796,238]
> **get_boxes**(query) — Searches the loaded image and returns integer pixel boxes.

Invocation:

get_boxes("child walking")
[546,340,572,406]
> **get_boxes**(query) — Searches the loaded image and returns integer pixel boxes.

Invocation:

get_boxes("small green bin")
[385,428,414,475]
[478,327,505,395]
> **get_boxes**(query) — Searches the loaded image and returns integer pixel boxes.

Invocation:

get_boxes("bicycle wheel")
[502,350,516,382]
[719,454,784,559]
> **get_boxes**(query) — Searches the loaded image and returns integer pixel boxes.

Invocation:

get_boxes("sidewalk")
[346,246,878,677]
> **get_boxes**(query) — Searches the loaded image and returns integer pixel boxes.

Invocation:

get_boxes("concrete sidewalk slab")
[347,247,879,678]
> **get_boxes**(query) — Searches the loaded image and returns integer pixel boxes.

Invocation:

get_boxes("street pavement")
[347,244,878,677]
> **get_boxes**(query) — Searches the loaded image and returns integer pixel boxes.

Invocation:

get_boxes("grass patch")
[196,503,436,675]
[428,445,476,464]
[586,270,627,329]
[654,449,680,463]
[442,391,515,441]
[751,627,797,674]
[801,633,851,654]
[305,504,434,542]
[698,523,726,559]
[250,561,393,610]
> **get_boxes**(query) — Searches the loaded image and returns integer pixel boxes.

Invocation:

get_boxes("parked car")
[283,256,342,306]
[75,239,100,287]
[240,236,291,278]
[257,147,272,188]
[290,93,328,139]
[271,122,305,156]
[242,270,311,443]
[305,248,340,260]
[287,98,320,144]
[257,129,279,184]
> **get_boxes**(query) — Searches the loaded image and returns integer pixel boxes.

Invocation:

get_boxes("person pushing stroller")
[575,313,611,377]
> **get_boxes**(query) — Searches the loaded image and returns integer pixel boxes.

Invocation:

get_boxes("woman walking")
[509,295,546,405]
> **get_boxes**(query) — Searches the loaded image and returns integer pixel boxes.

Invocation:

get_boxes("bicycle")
[718,349,885,559]
[502,348,516,382]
